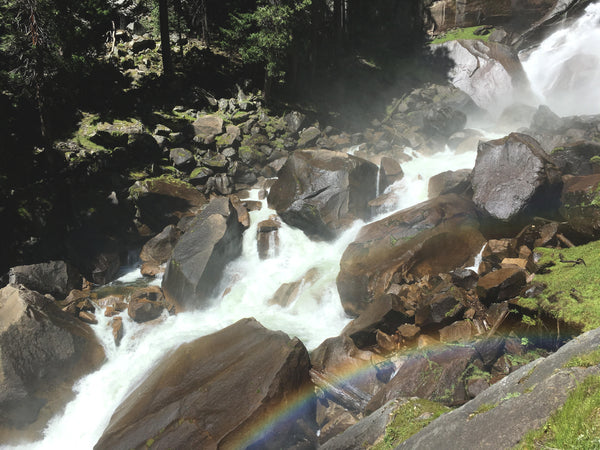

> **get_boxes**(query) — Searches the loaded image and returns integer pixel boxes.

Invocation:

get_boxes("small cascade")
[521,2,600,115]
[465,243,487,272]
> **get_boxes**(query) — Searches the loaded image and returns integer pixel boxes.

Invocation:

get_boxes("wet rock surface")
[471,133,562,223]
[161,197,247,311]
[95,318,315,450]
[268,149,378,240]
[0,285,105,439]
[337,194,484,317]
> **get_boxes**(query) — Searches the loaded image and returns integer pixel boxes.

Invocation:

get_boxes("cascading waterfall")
[521,2,600,116]
[6,4,600,448]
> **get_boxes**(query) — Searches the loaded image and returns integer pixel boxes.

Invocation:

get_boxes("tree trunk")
[263,70,272,103]
[159,0,173,78]
[201,0,210,49]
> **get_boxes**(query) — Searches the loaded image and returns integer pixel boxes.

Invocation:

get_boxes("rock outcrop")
[0,285,105,436]
[267,149,378,240]
[471,133,562,223]
[161,196,247,311]
[398,325,600,449]
[8,261,81,298]
[129,176,207,234]
[337,194,485,317]
[94,318,315,450]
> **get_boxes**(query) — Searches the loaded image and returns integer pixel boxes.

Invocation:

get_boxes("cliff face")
[427,0,567,32]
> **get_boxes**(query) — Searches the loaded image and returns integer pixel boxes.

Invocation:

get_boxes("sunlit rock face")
[337,194,484,317]
[0,285,105,438]
[433,40,534,115]
[94,318,315,450]
[471,133,562,223]
[428,0,560,33]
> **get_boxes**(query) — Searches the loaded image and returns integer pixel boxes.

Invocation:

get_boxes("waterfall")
[5,4,600,449]
[521,2,600,116]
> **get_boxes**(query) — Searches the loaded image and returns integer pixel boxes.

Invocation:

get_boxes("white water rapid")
[5,3,600,448]
[521,2,600,116]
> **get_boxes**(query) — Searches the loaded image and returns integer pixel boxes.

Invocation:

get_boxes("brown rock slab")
[476,268,527,305]
[112,317,124,346]
[0,285,105,438]
[94,318,315,450]
[140,224,180,265]
[162,197,247,311]
[337,194,484,317]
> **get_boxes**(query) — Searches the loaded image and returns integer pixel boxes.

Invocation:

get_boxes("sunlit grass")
[431,26,493,45]
[516,375,600,449]
[516,240,600,331]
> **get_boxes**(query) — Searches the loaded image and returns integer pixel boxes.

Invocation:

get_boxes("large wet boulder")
[267,149,378,240]
[0,285,105,435]
[161,197,247,311]
[559,173,600,239]
[471,133,562,223]
[337,194,485,317]
[8,261,81,298]
[129,176,207,234]
[94,318,315,450]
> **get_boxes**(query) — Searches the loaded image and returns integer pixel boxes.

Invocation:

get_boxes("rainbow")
[236,330,566,448]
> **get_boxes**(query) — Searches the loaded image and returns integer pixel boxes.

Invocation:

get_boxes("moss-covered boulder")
[517,240,600,331]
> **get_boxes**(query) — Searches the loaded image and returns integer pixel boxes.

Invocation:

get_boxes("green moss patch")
[516,241,600,332]
[372,399,451,449]
[564,348,600,369]
[468,402,497,420]
[431,26,493,45]
[516,375,600,449]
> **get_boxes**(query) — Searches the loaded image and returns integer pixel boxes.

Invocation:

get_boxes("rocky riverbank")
[2,0,600,448]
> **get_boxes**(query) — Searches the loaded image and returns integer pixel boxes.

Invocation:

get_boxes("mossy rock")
[372,399,450,449]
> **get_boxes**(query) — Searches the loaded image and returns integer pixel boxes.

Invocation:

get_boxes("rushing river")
[5,2,600,448]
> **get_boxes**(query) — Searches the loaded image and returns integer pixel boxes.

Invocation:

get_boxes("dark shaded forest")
[0,0,441,273]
